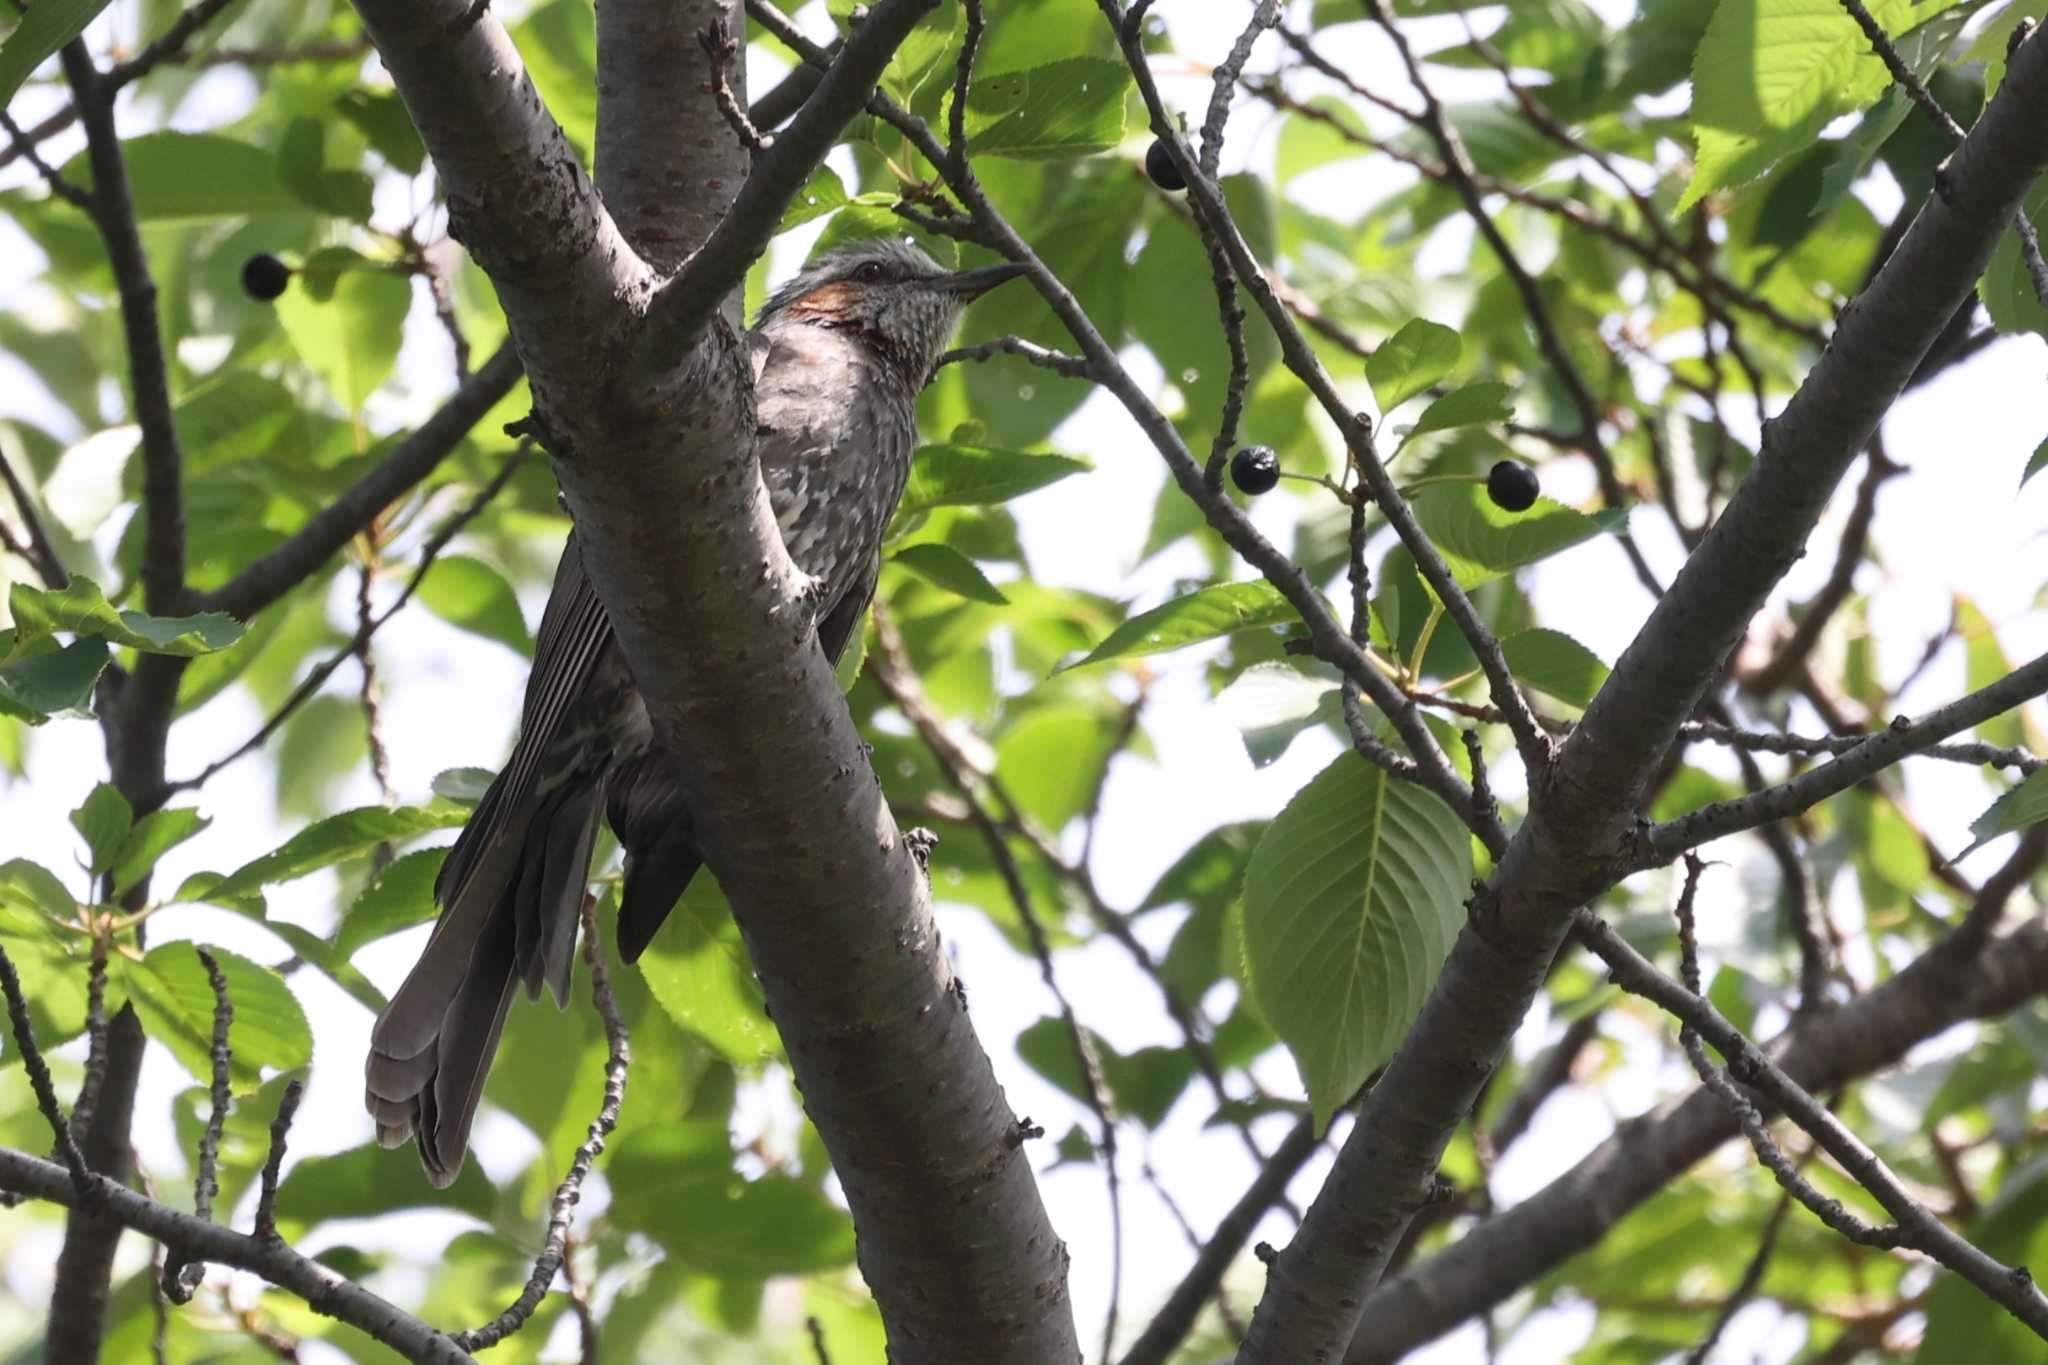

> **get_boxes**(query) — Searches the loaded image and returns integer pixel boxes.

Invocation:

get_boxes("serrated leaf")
[1983,180,2048,339]
[1409,484,1623,590]
[1500,628,1610,708]
[2022,435,2048,489]
[1958,769,2048,861]
[1368,318,1462,414]
[277,118,375,222]
[0,0,115,107]
[897,444,1091,519]
[333,847,446,958]
[966,58,1130,160]
[638,881,779,1065]
[1016,1018,1196,1128]
[608,1132,855,1276]
[123,945,311,1090]
[0,637,109,723]
[1679,0,1921,211]
[416,555,532,653]
[69,783,133,879]
[0,858,77,926]
[1403,382,1512,443]
[10,577,243,656]
[108,808,209,899]
[780,166,849,233]
[334,89,426,175]
[1241,751,1472,1130]
[201,805,466,903]
[890,543,1009,604]
[1059,582,1298,673]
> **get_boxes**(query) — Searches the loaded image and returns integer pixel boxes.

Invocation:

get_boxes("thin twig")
[937,336,1095,379]
[1198,1,1278,178]
[1685,1191,1795,1365]
[70,935,111,1136]
[946,0,983,169]
[163,947,234,1302]
[0,108,96,210]
[0,944,94,1196]
[253,1079,304,1243]
[456,893,630,1351]
[702,18,773,153]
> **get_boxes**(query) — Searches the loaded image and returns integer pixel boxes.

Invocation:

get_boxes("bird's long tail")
[365,768,606,1186]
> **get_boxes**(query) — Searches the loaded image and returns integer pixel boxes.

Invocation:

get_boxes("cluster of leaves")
[2,0,2048,1359]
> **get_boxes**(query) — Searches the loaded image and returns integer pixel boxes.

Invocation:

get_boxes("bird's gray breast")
[752,323,918,598]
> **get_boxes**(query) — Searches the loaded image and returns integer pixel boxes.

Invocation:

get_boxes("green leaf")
[1957,598,2024,750]
[1958,769,2048,861]
[897,444,1091,519]
[1367,318,1461,414]
[607,1132,856,1276]
[0,637,109,723]
[415,555,532,653]
[431,767,496,805]
[1403,381,1512,442]
[69,783,133,879]
[1241,751,1472,1129]
[122,945,311,1090]
[1679,0,1920,211]
[274,267,412,412]
[966,58,1130,160]
[0,858,77,927]
[1409,483,1622,591]
[108,808,209,899]
[890,543,1009,604]
[10,578,244,656]
[274,1141,495,1232]
[333,848,445,959]
[638,881,780,1065]
[2022,434,2048,489]
[0,0,114,105]
[1500,628,1610,708]
[277,118,375,223]
[201,805,466,903]
[1016,1018,1196,1127]
[59,132,302,220]
[1058,582,1299,672]
[1983,180,2048,339]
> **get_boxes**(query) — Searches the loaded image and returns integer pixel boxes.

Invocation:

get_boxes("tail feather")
[607,750,701,963]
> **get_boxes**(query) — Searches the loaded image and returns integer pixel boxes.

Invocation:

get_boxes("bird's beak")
[938,261,1030,298]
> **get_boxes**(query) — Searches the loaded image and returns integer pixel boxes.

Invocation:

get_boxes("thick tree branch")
[0,1146,473,1363]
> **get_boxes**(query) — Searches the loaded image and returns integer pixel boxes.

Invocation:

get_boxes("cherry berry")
[1231,445,1280,496]
[240,253,291,302]
[1486,459,1539,512]
[1145,139,1187,192]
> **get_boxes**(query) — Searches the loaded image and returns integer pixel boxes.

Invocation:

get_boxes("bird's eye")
[854,261,886,282]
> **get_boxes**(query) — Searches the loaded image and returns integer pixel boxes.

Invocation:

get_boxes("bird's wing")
[434,532,614,908]
[817,552,880,667]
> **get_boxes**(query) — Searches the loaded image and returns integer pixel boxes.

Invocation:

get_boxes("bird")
[365,238,1027,1185]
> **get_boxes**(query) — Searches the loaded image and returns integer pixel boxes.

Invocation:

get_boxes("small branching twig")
[702,19,773,153]
[457,894,630,1351]
[70,935,111,1137]
[938,336,1095,379]
[946,0,984,169]
[163,947,234,1302]
[0,944,94,1197]
[805,1315,835,1365]
[0,108,95,210]
[253,1080,304,1244]
[1198,1,1279,178]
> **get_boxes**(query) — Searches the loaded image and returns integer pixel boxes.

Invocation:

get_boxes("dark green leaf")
[1241,751,1472,1129]
[277,118,375,223]
[1409,483,1622,590]
[898,444,1091,519]
[275,268,412,411]
[0,858,77,926]
[334,90,426,175]
[274,1141,496,1231]
[1404,381,1513,441]
[1058,582,1299,672]
[608,1128,856,1276]
[1958,769,2048,862]
[966,58,1129,160]
[333,848,446,958]
[431,767,496,805]
[0,0,115,107]
[639,880,780,1065]
[1500,628,1610,708]
[0,637,108,723]
[201,805,465,902]
[2022,434,2048,489]
[60,132,302,219]
[109,806,210,898]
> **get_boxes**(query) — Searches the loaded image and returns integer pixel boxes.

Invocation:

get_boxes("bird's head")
[757,238,1027,383]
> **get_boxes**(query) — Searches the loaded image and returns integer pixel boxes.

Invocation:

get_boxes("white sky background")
[2,1,2047,1361]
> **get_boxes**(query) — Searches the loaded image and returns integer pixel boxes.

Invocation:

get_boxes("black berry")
[1145,139,1187,192]
[1486,459,1540,512]
[240,253,291,302]
[1231,445,1280,496]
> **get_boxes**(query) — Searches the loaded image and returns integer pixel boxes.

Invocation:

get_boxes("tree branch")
[198,342,522,621]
